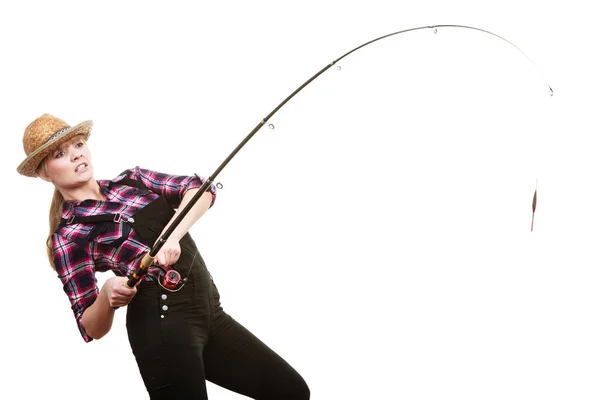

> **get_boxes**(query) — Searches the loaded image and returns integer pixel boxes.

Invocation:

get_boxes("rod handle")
[126,253,155,288]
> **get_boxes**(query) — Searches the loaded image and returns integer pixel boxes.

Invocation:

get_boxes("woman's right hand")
[102,276,138,308]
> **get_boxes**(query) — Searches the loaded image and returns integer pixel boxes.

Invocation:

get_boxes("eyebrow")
[47,139,83,157]
[54,137,85,151]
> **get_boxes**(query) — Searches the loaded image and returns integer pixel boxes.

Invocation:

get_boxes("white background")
[1,1,598,399]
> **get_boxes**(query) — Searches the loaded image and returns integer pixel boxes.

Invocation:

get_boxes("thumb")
[118,276,137,291]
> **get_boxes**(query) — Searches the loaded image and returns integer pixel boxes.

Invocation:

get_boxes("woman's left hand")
[155,238,181,267]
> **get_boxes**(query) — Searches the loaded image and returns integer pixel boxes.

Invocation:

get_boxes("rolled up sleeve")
[119,166,217,208]
[53,233,99,343]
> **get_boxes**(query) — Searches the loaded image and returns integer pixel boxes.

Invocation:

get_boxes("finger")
[117,276,137,289]
[111,293,135,307]
[166,251,176,266]
[110,296,124,308]
[168,248,180,265]
[161,250,169,265]
[115,283,137,295]
[155,252,166,266]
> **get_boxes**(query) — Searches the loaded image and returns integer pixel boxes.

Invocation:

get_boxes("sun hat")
[17,114,93,177]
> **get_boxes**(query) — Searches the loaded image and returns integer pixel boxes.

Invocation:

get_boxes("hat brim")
[17,120,93,177]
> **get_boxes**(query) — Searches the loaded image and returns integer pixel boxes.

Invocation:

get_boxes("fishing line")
[126,24,552,287]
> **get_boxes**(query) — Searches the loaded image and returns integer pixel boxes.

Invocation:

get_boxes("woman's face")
[38,135,95,191]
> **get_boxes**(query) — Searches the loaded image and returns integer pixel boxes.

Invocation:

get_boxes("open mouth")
[75,163,88,172]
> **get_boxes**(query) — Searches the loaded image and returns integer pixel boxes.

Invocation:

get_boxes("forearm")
[162,189,212,242]
[80,289,115,340]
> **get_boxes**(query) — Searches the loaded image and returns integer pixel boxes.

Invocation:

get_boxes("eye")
[53,150,64,159]
[75,141,85,148]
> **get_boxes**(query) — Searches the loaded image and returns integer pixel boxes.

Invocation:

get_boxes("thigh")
[126,281,210,399]
[203,314,310,400]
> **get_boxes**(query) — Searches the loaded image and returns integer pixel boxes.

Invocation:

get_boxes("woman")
[17,113,310,400]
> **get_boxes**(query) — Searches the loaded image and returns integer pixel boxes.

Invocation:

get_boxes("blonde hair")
[42,133,87,269]
[46,188,64,269]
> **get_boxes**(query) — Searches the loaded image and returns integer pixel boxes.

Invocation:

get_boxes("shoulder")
[53,225,95,249]
[112,166,142,183]
[112,166,171,183]
[96,166,147,189]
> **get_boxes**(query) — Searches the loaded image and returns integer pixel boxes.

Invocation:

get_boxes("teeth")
[76,164,86,172]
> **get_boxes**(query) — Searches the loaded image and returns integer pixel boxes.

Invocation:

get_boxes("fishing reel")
[153,264,182,290]
[161,269,181,289]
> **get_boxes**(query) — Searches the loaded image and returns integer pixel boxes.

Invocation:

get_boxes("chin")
[73,171,94,185]
[80,165,94,178]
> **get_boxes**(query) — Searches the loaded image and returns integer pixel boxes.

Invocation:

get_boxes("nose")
[70,145,83,162]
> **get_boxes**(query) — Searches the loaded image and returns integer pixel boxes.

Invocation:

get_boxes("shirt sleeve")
[52,233,98,343]
[118,166,217,209]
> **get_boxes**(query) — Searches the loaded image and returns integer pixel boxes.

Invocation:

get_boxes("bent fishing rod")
[126,24,552,288]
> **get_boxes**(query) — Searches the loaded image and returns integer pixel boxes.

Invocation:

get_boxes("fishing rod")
[126,24,552,288]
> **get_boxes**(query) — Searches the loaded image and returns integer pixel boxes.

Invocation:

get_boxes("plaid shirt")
[52,166,216,342]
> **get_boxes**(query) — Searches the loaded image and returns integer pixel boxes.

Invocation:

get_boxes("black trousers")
[125,234,309,399]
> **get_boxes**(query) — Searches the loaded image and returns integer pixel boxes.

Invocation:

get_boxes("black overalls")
[63,178,310,400]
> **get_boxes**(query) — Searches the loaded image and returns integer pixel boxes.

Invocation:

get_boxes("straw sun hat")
[17,114,93,177]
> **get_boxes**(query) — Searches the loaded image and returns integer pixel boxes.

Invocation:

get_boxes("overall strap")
[61,212,135,226]
[59,176,150,227]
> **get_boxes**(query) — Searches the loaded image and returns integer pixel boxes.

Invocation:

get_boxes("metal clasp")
[67,215,75,224]
[114,213,134,223]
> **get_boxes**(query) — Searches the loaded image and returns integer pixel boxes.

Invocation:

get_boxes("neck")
[60,180,105,202]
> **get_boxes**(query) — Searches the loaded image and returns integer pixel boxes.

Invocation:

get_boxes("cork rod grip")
[125,252,155,288]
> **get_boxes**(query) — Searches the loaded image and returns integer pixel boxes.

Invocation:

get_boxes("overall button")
[161,294,167,300]
[162,305,168,311]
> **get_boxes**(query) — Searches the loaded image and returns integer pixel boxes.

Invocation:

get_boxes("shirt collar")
[61,180,112,218]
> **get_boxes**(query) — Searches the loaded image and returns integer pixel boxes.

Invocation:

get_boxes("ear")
[37,162,52,182]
